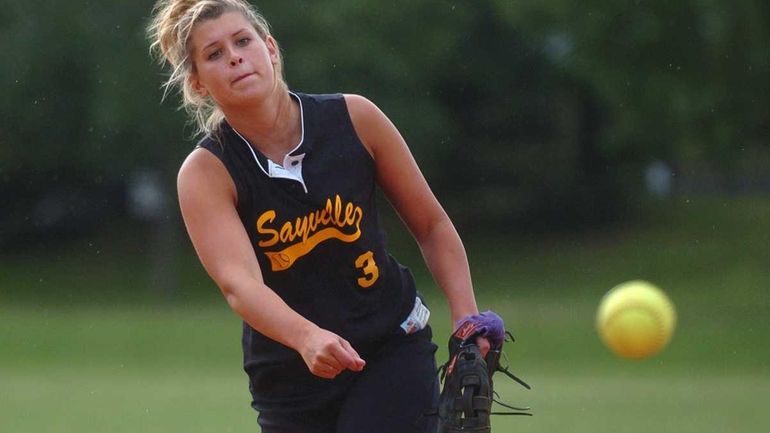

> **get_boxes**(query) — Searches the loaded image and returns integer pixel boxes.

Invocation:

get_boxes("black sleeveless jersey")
[197,92,417,399]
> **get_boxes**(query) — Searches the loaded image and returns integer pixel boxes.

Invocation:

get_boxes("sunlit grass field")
[2,196,769,432]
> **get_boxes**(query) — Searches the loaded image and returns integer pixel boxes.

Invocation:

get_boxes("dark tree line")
[1,0,767,243]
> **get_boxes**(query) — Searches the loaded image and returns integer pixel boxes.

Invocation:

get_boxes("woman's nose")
[229,56,243,67]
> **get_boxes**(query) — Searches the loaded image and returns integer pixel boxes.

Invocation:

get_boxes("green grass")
[2,195,769,432]
[2,303,768,433]
[1,305,254,433]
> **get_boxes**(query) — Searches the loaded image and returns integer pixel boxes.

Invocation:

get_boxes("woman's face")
[188,11,279,107]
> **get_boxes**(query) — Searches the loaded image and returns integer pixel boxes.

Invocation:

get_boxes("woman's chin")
[222,84,272,106]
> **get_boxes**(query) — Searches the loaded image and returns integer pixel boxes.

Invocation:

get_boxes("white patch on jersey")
[400,296,431,334]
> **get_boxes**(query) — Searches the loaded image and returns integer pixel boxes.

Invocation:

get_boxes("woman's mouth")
[232,72,255,84]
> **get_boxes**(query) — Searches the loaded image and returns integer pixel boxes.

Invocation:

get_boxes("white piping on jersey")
[231,92,308,193]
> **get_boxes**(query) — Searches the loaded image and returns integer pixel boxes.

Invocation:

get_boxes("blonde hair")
[147,0,287,137]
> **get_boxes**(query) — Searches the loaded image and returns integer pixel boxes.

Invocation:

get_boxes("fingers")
[322,337,365,375]
[301,329,366,379]
[476,336,491,358]
[314,362,341,380]
[308,350,343,379]
[319,352,344,372]
[337,338,366,371]
[308,355,342,379]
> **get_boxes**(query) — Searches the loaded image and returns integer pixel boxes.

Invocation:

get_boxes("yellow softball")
[596,280,677,359]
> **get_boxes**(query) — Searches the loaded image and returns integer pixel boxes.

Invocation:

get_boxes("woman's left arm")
[345,94,480,326]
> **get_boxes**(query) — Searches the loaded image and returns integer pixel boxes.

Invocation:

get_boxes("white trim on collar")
[231,92,308,193]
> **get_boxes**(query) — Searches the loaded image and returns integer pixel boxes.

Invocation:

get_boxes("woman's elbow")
[414,214,454,245]
[216,277,247,312]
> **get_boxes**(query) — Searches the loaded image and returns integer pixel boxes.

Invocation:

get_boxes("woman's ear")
[188,73,209,97]
[265,35,279,64]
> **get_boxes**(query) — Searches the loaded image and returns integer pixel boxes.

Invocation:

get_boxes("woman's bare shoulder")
[342,94,395,159]
[177,147,236,203]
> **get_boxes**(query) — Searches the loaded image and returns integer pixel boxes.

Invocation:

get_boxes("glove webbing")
[439,332,532,417]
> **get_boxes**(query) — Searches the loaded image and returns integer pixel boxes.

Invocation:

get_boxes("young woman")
[148,1,492,432]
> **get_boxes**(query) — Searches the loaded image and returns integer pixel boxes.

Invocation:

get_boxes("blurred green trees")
[502,0,769,187]
[1,0,767,240]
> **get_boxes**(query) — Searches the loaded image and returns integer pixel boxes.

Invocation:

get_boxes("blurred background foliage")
[2,0,767,247]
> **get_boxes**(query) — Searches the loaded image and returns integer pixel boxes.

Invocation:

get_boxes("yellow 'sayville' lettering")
[294,216,310,243]
[353,207,363,226]
[255,195,366,271]
[265,225,361,271]
[344,202,356,225]
[334,195,344,227]
[320,200,331,225]
[278,222,290,243]
[256,210,279,247]
[308,211,321,233]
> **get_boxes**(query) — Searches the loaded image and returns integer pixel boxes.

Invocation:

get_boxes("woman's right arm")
[177,148,365,378]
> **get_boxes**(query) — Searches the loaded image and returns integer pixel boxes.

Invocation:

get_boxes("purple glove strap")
[455,310,505,348]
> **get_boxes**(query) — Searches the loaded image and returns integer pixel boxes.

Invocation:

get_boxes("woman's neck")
[223,88,301,163]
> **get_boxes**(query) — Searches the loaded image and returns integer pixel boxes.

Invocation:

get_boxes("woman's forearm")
[220,276,366,377]
[220,277,317,351]
[417,217,479,325]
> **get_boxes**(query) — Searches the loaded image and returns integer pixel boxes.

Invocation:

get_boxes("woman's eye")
[207,49,221,60]
[236,37,251,46]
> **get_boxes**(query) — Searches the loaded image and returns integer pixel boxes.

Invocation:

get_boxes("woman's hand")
[297,327,366,379]
[476,336,491,358]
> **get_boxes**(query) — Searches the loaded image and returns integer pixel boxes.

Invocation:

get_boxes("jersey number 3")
[355,251,379,288]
